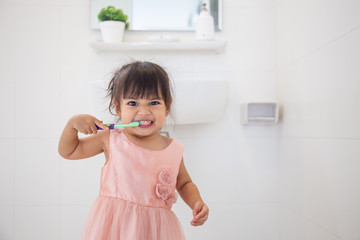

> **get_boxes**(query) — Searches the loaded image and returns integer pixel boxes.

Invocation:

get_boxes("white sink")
[170,80,230,125]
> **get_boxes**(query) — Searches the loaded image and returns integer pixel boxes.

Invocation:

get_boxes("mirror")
[90,0,222,31]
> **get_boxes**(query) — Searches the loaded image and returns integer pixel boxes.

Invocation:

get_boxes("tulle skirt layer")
[82,196,185,240]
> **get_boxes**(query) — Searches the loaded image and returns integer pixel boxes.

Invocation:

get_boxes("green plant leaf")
[97,5,129,27]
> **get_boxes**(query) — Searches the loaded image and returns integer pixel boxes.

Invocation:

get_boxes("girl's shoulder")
[97,130,110,162]
[97,129,111,141]
[98,130,110,148]
[156,133,178,150]
[158,134,184,153]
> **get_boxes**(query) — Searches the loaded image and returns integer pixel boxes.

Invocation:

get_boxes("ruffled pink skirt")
[81,196,185,240]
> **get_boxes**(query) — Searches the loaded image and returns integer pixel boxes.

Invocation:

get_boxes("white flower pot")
[99,21,125,43]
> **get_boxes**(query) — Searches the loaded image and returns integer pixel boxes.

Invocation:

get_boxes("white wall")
[276,0,360,239]
[0,0,278,239]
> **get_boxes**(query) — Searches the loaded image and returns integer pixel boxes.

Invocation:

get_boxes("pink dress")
[82,129,185,240]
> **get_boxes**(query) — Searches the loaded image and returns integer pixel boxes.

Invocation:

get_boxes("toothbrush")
[96,121,141,130]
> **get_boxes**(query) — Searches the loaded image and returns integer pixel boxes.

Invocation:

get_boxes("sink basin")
[170,80,230,125]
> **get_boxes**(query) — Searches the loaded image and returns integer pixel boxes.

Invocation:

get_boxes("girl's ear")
[113,99,121,116]
[165,99,172,117]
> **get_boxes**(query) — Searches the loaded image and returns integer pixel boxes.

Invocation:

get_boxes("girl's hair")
[107,61,173,115]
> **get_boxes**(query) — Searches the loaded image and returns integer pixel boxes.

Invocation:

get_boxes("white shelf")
[90,40,227,53]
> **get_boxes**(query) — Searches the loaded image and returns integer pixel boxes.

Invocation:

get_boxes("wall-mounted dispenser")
[241,102,279,125]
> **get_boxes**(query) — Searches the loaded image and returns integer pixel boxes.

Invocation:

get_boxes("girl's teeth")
[140,121,152,125]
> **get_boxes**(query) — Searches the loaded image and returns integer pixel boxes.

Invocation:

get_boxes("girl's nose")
[138,105,151,115]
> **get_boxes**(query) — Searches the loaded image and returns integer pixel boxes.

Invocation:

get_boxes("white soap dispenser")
[195,3,215,41]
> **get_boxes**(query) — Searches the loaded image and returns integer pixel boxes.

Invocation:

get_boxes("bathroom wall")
[0,0,278,239]
[276,0,360,239]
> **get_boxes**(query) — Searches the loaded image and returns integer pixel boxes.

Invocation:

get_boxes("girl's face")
[116,95,169,138]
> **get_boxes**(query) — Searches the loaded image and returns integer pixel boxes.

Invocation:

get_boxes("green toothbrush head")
[127,121,141,127]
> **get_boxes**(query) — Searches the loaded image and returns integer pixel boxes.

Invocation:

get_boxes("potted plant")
[98,6,130,43]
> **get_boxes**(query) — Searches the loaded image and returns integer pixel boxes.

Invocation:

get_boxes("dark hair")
[107,61,173,115]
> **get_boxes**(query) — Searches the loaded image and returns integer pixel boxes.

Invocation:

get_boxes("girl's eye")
[127,101,138,106]
[150,101,160,106]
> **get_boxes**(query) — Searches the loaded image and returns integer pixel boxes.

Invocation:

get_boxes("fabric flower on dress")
[155,168,178,205]
[155,184,172,200]
[158,169,176,186]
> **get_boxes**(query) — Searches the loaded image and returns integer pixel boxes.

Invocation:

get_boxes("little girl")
[58,61,209,239]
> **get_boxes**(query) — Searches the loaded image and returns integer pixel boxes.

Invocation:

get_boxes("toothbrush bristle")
[131,121,140,126]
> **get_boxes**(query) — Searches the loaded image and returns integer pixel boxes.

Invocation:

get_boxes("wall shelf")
[90,40,227,53]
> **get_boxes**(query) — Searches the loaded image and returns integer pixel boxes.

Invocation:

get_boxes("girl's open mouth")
[138,120,154,128]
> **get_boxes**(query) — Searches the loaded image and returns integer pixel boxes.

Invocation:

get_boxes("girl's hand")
[70,114,108,135]
[191,201,209,226]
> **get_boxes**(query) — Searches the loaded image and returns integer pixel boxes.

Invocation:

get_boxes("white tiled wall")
[0,1,279,239]
[277,0,360,239]
[4,0,360,239]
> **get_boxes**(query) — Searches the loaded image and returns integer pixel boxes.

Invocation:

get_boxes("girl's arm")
[176,159,209,226]
[58,114,109,160]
